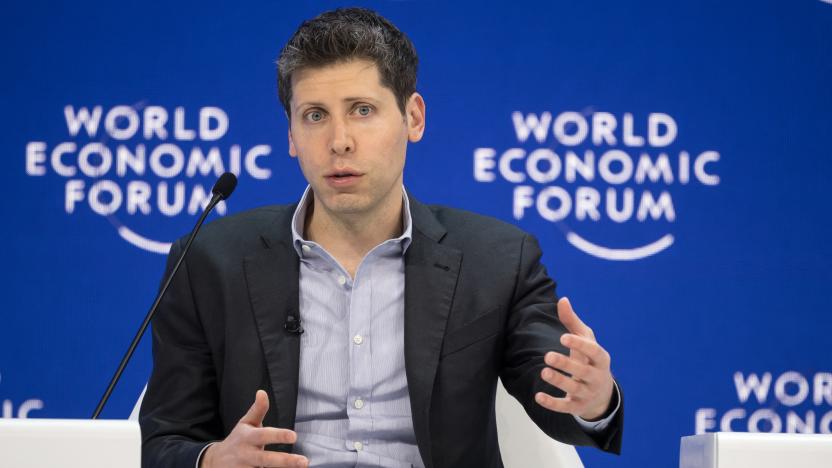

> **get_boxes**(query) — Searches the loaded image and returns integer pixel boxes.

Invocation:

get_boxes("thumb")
[557,297,591,337]
[239,389,269,427]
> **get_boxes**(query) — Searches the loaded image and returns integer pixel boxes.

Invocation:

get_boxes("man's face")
[288,59,425,220]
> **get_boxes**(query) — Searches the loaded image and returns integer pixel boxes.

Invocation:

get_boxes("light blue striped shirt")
[290,186,423,468]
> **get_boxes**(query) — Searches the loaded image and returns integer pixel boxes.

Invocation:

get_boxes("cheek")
[369,122,409,161]
[290,130,309,154]
[292,149,321,180]
[291,134,325,167]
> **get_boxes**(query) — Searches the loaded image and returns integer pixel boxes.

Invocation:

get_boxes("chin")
[324,194,373,215]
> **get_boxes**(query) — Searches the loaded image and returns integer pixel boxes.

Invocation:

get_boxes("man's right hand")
[201,390,309,468]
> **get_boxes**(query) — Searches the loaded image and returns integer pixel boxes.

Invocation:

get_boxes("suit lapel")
[244,212,301,432]
[405,199,462,467]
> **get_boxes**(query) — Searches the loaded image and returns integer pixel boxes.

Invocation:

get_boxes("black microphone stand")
[91,174,236,419]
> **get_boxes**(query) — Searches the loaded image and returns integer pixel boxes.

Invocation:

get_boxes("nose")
[329,117,354,155]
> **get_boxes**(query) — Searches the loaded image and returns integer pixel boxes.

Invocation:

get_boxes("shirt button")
[353,335,363,345]
[354,398,364,409]
[353,441,363,451]
[337,275,347,286]
[301,244,311,253]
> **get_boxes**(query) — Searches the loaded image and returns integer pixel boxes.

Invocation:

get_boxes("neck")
[305,188,404,276]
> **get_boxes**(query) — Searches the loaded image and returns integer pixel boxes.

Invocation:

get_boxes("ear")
[288,127,297,158]
[405,92,426,143]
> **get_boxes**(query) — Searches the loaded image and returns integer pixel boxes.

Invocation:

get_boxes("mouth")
[325,170,363,186]
[327,170,361,178]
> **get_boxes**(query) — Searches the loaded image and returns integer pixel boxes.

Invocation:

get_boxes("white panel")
[0,419,140,468]
[681,433,832,468]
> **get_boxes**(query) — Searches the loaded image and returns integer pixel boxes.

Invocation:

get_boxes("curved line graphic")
[566,232,674,261]
[118,226,172,255]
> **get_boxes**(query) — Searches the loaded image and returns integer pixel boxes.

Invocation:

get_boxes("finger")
[567,342,591,365]
[557,297,593,338]
[545,351,597,383]
[540,367,586,397]
[534,391,581,414]
[245,449,308,467]
[561,334,610,367]
[571,349,591,365]
[239,389,270,427]
[248,427,298,446]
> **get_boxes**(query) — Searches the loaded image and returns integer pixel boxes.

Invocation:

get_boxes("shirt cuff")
[573,381,621,433]
[195,442,216,468]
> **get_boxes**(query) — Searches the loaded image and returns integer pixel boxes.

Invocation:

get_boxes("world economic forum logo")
[24,103,274,254]
[695,371,832,434]
[473,110,720,261]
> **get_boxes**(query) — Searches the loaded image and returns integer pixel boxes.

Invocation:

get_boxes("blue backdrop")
[2,1,831,467]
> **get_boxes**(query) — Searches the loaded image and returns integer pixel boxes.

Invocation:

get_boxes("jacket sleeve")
[499,233,623,454]
[139,238,223,468]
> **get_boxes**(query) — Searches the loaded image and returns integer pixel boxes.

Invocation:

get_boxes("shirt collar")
[290,185,413,256]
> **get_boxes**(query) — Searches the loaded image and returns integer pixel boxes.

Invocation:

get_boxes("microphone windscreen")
[212,172,238,200]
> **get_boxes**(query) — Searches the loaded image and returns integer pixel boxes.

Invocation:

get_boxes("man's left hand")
[534,297,615,421]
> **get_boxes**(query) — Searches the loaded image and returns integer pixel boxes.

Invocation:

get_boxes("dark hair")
[277,7,419,117]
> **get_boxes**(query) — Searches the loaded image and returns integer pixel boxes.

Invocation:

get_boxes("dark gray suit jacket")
[139,196,623,468]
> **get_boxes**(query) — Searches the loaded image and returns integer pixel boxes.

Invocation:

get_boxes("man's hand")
[535,297,615,421]
[201,390,308,468]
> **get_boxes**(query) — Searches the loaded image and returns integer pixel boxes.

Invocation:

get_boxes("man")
[140,8,622,468]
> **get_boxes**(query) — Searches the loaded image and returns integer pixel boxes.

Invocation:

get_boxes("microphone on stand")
[91,173,238,419]
[284,314,304,335]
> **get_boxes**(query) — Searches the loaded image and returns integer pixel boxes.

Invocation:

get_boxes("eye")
[355,105,372,117]
[304,110,324,122]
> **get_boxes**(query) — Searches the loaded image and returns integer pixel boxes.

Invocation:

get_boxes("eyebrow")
[342,96,379,104]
